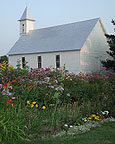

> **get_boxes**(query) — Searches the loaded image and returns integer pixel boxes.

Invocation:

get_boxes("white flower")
[64,124,68,127]
[101,111,109,115]
[104,111,109,115]
[70,125,73,128]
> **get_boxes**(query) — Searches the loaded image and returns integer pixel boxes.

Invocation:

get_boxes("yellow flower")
[95,116,101,120]
[31,104,34,108]
[32,101,36,104]
[36,104,39,108]
[88,117,92,120]
[27,101,30,105]
[91,114,96,117]
[96,116,99,119]
[42,106,46,110]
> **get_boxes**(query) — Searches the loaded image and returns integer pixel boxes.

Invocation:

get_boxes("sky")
[0,0,115,56]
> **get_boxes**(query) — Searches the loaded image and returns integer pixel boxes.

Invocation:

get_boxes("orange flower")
[11,103,14,106]
[34,85,37,88]
[9,99,12,102]
[10,80,16,84]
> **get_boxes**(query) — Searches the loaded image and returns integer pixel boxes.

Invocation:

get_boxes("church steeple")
[18,6,35,36]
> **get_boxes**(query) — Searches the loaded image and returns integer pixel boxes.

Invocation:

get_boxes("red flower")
[6,100,10,104]
[6,99,12,104]
[3,84,7,88]
[10,80,15,84]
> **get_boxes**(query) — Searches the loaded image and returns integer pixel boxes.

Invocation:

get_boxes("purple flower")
[59,87,64,91]
[55,86,64,91]
[49,86,54,89]
[12,97,16,100]
[54,80,58,83]
[9,86,12,89]
[7,90,12,96]
[2,89,6,95]
[44,77,50,83]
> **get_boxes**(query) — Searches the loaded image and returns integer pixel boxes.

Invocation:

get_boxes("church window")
[38,56,42,68]
[22,57,25,68]
[22,24,24,32]
[56,55,60,68]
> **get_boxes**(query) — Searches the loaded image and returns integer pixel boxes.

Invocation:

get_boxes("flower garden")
[0,61,115,143]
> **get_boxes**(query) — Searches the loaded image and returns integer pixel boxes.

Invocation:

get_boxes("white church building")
[8,6,109,74]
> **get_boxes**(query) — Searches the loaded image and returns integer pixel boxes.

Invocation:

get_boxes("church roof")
[19,6,35,21]
[8,18,99,55]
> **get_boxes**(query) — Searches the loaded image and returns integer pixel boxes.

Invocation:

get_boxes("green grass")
[6,122,115,144]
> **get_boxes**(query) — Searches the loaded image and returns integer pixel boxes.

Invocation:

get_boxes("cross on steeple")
[26,0,28,8]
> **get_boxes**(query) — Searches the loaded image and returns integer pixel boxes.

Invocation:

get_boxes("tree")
[101,20,115,72]
[0,55,8,63]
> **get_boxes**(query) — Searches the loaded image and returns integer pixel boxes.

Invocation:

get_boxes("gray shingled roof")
[8,18,99,55]
[19,6,34,21]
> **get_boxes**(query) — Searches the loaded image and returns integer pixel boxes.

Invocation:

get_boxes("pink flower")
[103,67,107,70]
[66,93,70,96]
[55,87,58,91]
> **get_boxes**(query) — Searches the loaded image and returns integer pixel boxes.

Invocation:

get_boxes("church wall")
[20,20,34,35]
[80,20,109,73]
[8,50,80,74]
[26,20,34,34]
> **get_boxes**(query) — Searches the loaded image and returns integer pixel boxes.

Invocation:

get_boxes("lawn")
[6,122,115,144]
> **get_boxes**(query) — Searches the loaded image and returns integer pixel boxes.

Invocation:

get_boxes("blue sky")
[0,0,115,56]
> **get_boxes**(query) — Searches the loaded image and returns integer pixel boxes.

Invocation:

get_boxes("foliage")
[0,109,26,142]
[0,64,115,142]
[101,19,115,72]
[0,55,8,63]
[0,60,9,75]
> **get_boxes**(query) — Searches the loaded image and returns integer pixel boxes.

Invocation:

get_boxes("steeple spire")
[19,6,35,21]
[18,6,35,36]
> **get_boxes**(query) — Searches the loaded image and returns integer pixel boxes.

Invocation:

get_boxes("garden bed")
[0,61,115,142]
